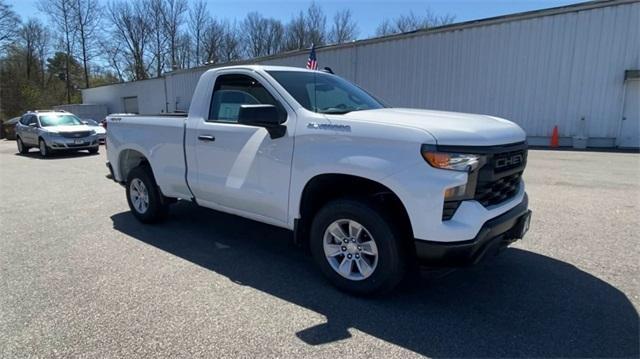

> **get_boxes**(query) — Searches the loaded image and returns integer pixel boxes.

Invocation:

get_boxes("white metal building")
[82,0,640,148]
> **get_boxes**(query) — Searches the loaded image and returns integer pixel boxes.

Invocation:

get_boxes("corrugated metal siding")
[83,77,166,114]
[82,1,640,143]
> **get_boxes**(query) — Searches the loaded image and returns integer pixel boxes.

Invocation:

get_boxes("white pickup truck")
[106,65,531,295]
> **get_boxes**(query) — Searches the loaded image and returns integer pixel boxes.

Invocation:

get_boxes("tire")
[309,198,407,295]
[17,137,29,154]
[38,139,49,157]
[125,165,169,223]
[88,146,99,154]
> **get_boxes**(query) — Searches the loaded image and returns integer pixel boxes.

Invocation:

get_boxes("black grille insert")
[60,131,92,138]
[474,172,522,206]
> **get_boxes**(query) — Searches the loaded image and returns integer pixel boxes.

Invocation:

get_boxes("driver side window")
[208,74,285,123]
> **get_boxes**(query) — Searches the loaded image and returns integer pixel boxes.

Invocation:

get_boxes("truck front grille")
[60,131,92,138]
[474,172,522,206]
[473,147,526,207]
[439,142,527,221]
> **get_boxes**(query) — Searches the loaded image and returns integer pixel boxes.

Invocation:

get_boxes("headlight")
[421,149,483,172]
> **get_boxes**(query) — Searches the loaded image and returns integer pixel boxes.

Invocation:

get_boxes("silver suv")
[15,110,100,157]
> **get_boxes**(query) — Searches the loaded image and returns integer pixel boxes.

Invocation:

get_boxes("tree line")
[0,0,454,119]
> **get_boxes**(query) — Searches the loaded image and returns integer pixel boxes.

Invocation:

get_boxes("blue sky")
[9,0,585,38]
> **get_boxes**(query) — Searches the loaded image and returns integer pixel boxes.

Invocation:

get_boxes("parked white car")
[83,119,107,143]
[15,110,100,157]
[106,65,531,295]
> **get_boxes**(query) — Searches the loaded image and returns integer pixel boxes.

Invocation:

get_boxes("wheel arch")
[295,173,414,249]
[117,148,151,183]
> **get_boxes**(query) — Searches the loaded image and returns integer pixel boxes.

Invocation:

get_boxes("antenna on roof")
[322,67,334,74]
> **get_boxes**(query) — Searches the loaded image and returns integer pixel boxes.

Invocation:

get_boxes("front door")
[190,72,295,225]
[23,115,39,145]
[619,79,639,148]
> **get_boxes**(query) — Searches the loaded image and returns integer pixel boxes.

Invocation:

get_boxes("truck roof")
[206,65,324,74]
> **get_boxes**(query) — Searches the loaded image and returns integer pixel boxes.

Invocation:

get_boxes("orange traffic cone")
[550,126,559,148]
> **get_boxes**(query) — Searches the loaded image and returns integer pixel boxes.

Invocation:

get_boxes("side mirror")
[82,121,88,125]
[238,104,286,139]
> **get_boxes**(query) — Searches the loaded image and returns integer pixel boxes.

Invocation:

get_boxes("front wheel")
[17,137,29,154]
[38,139,49,157]
[88,146,99,154]
[310,198,407,295]
[125,166,169,223]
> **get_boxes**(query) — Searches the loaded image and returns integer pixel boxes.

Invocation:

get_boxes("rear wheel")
[126,165,169,223]
[88,146,99,154]
[38,139,49,157]
[310,198,407,295]
[17,137,29,154]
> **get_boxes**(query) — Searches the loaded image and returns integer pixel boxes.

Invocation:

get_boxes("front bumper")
[48,136,99,149]
[415,194,530,266]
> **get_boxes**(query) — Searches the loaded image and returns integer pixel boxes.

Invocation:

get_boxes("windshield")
[39,114,83,127]
[267,70,384,114]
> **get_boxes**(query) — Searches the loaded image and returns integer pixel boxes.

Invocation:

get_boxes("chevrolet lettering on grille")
[495,154,523,169]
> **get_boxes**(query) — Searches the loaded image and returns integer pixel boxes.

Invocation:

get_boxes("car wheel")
[126,165,169,223]
[88,147,99,154]
[38,139,49,157]
[310,198,407,295]
[17,137,29,154]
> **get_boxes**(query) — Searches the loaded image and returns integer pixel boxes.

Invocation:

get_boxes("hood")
[43,125,95,133]
[339,108,526,146]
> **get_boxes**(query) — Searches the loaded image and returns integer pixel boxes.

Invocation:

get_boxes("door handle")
[198,135,215,142]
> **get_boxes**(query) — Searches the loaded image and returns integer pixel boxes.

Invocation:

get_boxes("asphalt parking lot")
[0,140,638,358]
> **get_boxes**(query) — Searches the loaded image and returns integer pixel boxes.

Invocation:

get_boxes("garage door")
[123,96,139,114]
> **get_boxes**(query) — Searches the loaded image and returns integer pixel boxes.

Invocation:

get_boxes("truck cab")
[106,65,531,295]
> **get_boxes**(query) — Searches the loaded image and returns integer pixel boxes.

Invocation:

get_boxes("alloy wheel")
[323,219,379,281]
[129,178,149,214]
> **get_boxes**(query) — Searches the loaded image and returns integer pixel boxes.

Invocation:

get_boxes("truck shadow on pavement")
[111,201,639,358]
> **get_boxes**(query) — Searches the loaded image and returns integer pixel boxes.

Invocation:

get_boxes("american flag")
[306,44,317,70]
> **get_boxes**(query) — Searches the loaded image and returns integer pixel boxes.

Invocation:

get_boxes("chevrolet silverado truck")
[106,65,532,295]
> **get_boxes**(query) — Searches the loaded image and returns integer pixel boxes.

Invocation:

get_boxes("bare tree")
[243,12,268,58]
[161,0,188,70]
[284,2,328,51]
[107,0,150,80]
[329,9,358,44]
[305,2,326,46]
[219,21,241,63]
[263,19,284,55]
[376,9,455,36]
[99,38,124,82]
[73,0,102,88]
[375,19,393,37]
[284,11,306,50]
[146,0,166,77]
[20,18,48,81]
[201,18,223,64]
[0,0,20,50]
[175,32,191,69]
[188,0,208,67]
[35,25,50,86]
[38,0,76,103]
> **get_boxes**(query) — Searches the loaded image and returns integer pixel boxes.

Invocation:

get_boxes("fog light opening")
[444,184,466,200]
